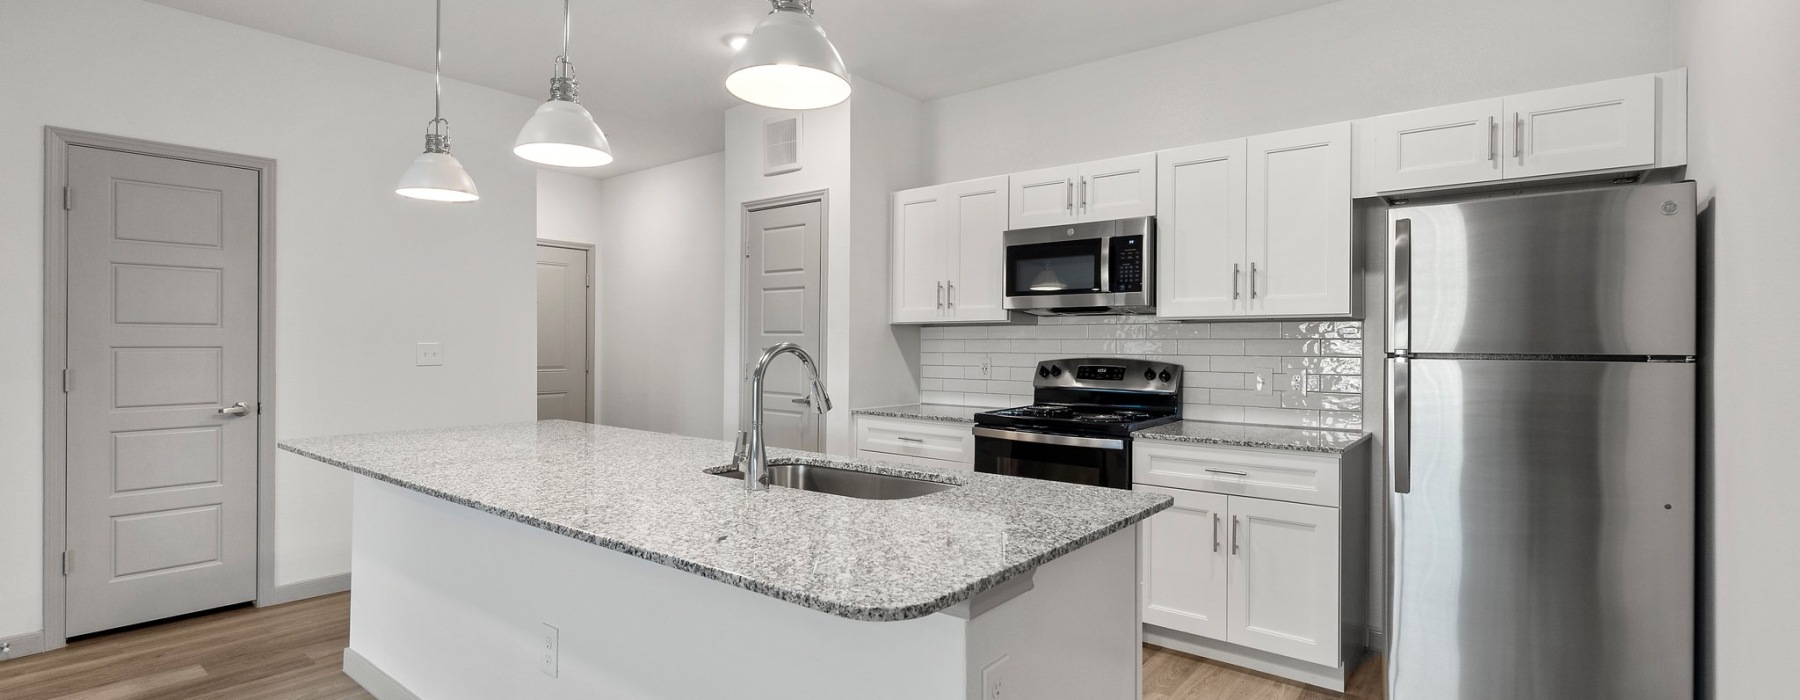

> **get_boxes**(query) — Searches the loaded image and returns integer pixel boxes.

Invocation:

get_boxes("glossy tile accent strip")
[1132,419,1370,454]
[280,421,1169,622]
[851,404,984,424]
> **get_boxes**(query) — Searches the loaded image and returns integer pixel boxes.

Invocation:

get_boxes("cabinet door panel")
[1505,74,1656,179]
[1247,123,1352,317]
[890,188,947,323]
[1080,152,1157,222]
[1137,485,1230,641]
[950,176,1010,322]
[1156,140,1246,319]
[1226,496,1339,666]
[1008,165,1078,229]
[1365,98,1504,193]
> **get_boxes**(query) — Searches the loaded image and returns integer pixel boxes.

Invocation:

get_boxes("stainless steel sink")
[711,461,955,500]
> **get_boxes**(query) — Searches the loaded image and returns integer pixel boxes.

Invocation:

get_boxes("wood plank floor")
[1,592,1382,699]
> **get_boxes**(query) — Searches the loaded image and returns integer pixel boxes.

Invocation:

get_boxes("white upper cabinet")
[1364,98,1505,193]
[1357,72,1676,195]
[1246,122,1354,318]
[1504,74,1657,179]
[1138,485,1231,642]
[1156,140,1247,319]
[1225,496,1341,667]
[890,176,1010,324]
[1009,154,1157,228]
[890,189,949,324]
[1007,164,1079,229]
[949,176,1010,322]
[1078,153,1157,222]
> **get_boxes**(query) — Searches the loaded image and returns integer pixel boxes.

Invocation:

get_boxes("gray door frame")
[737,190,829,447]
[536,238,596,423]
[41,127,279,651]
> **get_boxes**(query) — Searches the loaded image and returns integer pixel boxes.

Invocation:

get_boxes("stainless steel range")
[973,358,1182,489]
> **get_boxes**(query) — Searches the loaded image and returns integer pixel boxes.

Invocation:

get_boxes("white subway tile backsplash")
[911,320,1364,431]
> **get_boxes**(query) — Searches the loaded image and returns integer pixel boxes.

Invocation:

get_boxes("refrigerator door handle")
[1389,356,1411,494]
[1390,218,1411,354]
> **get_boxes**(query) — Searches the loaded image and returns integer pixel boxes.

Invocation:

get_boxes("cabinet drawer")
[1132,442,1341,507]
[855,416,974,466]
[855,449,970,472]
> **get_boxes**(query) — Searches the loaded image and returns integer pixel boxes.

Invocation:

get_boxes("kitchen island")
[280,420,1169,700]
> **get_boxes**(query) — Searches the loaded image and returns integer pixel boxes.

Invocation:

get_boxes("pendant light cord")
[430,0,448,139]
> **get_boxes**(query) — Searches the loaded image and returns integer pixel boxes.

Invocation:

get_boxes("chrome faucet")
[735,343,832,491]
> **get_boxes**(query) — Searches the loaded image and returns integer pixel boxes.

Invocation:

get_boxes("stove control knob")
[1160,370,1173,383]
[1038,365,1051,378]
[1144,369,1157,381]
[1050,365,1062,377]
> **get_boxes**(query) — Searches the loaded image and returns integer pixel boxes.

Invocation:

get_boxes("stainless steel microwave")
[1002,217,1154,315]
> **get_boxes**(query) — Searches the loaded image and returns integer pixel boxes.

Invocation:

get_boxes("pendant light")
[1029,264,1068,292]
[514,0,613,168]
[396,0,479,202]
[726,0,851,110]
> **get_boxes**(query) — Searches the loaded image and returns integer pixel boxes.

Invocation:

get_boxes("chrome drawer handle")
[895,436,925,443]
[1204,468,1249,477]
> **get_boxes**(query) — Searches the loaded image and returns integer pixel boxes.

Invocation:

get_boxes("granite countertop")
[1133,420,1370,454]
[279,420,1168,622]
[851,403,985,424]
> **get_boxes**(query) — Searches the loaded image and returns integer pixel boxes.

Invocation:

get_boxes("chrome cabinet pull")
[948,281,956,309]
[1212,513,1221,553]
[1233,263,1241,300]
[1513,113,1523,159]
[937,281,945,309]
[1249,263,1259,299]
[1066,179,1074,213]
[1231,516,1241,555]
[1488,116,1498,162]
[895,436,925,443]
[1079,176,1088,212]
[218,401,250,417]
[1205,468,1249,477]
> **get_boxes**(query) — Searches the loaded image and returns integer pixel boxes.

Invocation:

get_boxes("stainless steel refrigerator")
[1385,182,1696,699]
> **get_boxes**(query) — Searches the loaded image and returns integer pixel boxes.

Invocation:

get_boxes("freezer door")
[1388,182,1696,355]
[1388,359,1693,700]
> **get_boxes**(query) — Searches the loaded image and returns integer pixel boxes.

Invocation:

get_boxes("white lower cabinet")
[1134,439,1369,688]
[852,415,975,471]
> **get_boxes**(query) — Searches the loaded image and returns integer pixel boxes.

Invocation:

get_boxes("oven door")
[973,427,1131,489]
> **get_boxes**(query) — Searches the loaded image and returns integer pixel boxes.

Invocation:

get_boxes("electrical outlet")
[416,342,443,366]
[981,655,1009,700]
[978,357,992,379]
[539,623,559,678]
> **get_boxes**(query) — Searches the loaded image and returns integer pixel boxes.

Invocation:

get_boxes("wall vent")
[763,115,802,176]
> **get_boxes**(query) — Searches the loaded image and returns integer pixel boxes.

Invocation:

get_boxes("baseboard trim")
[0,631,48,663]
[260,572,351,607]
[1145,625,1350,692]
[343,648,422,700]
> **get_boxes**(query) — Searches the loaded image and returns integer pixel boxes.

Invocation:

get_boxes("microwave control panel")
[1110,236,1144,293]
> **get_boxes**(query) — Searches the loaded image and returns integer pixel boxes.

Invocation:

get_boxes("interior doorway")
[536,240,595,422]
[739,193,827,452]
[42,128,278,649]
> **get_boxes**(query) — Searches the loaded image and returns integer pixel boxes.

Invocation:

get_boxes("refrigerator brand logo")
[1661,201,1680,215]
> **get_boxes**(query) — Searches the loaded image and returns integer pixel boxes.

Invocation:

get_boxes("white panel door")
[536,244,591,422]
[889,187,948,323]
[1226,496,1340,667]
[1078,152,1157,222]
[1007,164,1078,229]
[1155,140,1246,319]
[1137,485,1230,641]
[948,176,1010,322]
[743,200,825,451]
[1504,74,1657,179]
[1247,122,1352,317]
[1365,98,1505,193]
[64,145,260,636]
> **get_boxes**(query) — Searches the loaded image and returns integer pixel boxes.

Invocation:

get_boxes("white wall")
[0,0,539,640]
[923,0,1677,183]
[583,153,730,439]
[1674,1,1800,696]
[848,78,926,415]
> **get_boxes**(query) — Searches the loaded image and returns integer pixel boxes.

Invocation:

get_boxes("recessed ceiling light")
[723,34,749,51]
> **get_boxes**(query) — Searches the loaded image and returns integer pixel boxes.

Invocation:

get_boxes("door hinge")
[62,551,72,576]
[61,369,71,394]
[256,401,263,415]
[62,187,72,211]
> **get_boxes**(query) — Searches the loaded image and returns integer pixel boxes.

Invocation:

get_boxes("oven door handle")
[973,426,1125,451]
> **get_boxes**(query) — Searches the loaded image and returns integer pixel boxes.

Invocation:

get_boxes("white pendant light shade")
[515,97,613,167]
[396,148,479,203]
[726,0,850,110]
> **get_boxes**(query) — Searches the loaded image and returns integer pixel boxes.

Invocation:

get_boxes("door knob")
[219,401,250,417]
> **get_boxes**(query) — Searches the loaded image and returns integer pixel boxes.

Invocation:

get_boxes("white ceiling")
[147,0,1338,177]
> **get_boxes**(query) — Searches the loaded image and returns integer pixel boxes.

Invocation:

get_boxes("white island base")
[341,477,1144,700]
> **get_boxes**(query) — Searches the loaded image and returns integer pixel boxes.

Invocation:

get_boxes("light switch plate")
[416,342,443,367]
[1253,368,1275,396]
